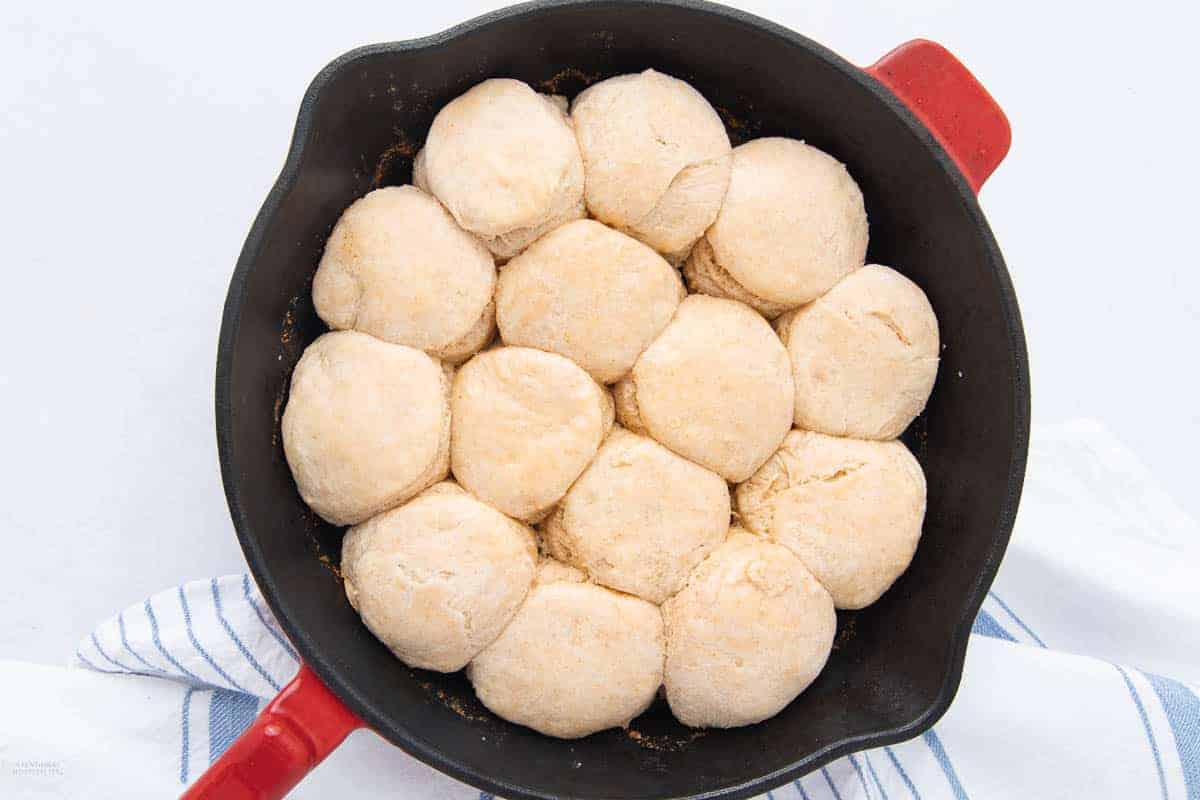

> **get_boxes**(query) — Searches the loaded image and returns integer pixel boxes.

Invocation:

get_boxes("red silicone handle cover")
[867,39,1011,193]
[180,664,363,800]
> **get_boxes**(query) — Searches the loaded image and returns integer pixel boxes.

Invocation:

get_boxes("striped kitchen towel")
[73,574,297,786]
[2,418,1197,799]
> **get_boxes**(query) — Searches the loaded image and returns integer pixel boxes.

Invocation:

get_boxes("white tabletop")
[2,0,1196,667]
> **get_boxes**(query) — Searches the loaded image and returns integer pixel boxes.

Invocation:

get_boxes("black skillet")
[197,2,1028,798]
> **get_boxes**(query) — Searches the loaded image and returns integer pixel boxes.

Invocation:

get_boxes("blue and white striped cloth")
[1,419,1197,799]
[73,574,297,786]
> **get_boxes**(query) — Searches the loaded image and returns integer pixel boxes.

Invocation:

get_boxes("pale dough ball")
[614,295,793,482]
[735,430,927,609]
[776,264,939,440]
[662,530,835,728]
[312,186,496,363]
[341,482,537,672]
[450,346,613,522]
[685,138,868,314]
[281,332,450,526]
[571,69,732,263]
[543,428,730,604]
[414,79,585,260]
[496,220,684,383]
[467,579,665,738]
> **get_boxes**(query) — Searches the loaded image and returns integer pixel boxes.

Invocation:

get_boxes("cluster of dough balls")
[281,69,940,738]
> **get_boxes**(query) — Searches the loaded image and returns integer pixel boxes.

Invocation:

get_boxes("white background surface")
[2,0,1196,671]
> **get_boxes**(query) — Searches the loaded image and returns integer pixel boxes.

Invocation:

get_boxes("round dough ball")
[312,186,496,363]
[735,430,927,609]
[776,264,939,440]
[543,428,730,604]
[663,530,835,728]
[282,331,450,526]
[467,579,665,738]
[450,346,613,521]
[685,138,867,314]
[496,220,684,383]
[414,79,585,260]
[571,69,731,263]
[341,482,537,672]
[614,295,793,482]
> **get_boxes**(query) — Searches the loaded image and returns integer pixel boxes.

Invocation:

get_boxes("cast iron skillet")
[201,1,1029,798]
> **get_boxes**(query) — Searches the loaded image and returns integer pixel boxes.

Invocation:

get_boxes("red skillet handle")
[181,664,363,800]
[866,39,1011,193]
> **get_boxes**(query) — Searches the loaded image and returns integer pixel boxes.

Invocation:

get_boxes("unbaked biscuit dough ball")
[467,577,665,738]
[735,430,927,609]
[282,331,450,526]
[312,186,496,363]
[684,138,868,316]
[614,295,793,482]
[776,264,939,440]
[543,428,730,604]
[414,79,585,260]
[341,482,537,672]
[662,530,835,728]
[450,346,613,522]
[496,220,684,384]
[571,69,732,263]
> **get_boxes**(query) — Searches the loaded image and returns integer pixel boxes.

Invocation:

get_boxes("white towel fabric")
[2,419,1198,800]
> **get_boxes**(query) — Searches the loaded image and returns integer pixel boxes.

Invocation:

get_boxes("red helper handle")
[181,664,364,800]
[866,39,1011,193]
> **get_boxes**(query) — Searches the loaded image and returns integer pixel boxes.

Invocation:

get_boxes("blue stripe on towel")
[76,648,123,674]
[793,778,812,800]
[208,689,259,764]
[988,591,1046,648]
[180,687,196,784]
[885,747,921,800]
[212,578,281,691]
[848,754,873,799]
[864,752,889,799]
[478,793,494,800]
[822,767,844,800]
[923,730,969,800]
[179,587,247,692]
[118,611,164,674]
[1144,670,1200,799]
[1114,665,1168,800]
[90,631,133,672]
[971,610,1017,642]
[145,598,206,684]
[242,575,299,662]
